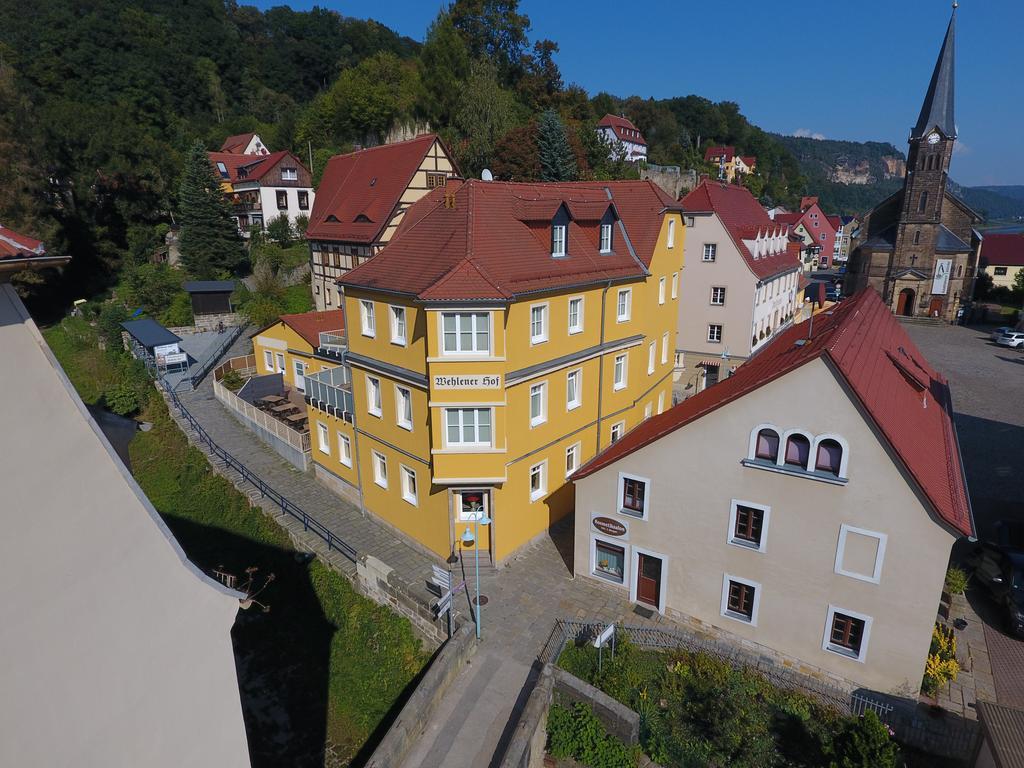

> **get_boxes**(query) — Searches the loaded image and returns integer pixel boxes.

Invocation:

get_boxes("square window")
[616,289,632,322]
[711,286,726,305]
[529,382,547,427]
[366,376,382,417]
[401,466,418,505]
[395,386,413,430]
[613,353,628,390]
[728,500,769,551]
[530,304,549,344]
[568,297,584,334]
[566,369,582,410]
[824,608,871,661]
[389,305,407,346]
[529,461,547,501]
[338,433,352,467]
[707,324,723,343]
[372,451,388,488]
[594,539,625,583]
[317,422,330,454]
[721,576,759,625]
[618,472,648,516]
[565,442,581,477]
[703,243,717,262]
[445,408,491,447]
[360,300,376,337]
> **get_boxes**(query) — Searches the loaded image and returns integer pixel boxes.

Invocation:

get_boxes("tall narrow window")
[317,422,329,454]
[610,421,625,443]
[360,300,376,337]
[565,442,581,477]
[918,191,929,214]
[389,305,407,346]
[366,376,382,417]
[529,461,547,500]
[401,466,418,505]
[616,289,631,322]
[671,272,679,299]
[568,297,584,334]
[600,223,613,253]
[372,451,388,488]
[667,218,676,248]
[703,243,717,262]
[613,353,628,390]
[552,224,567,256]
[566,369,582,410]
[913,229,921,245]
[658,277,666,304]
[529,382,547,427]
[530,304,548,344]
[338,433,352,467]
[647,341,656,375]
[395,386,413,430]
[661,332,669,364]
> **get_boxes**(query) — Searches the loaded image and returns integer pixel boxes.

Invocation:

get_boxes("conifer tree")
[177,140,244,278]
[537,109,577,182]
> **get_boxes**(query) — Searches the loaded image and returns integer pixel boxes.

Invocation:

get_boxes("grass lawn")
[43,318,427,767]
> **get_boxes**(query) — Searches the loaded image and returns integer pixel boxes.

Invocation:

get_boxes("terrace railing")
[212,374,311,454]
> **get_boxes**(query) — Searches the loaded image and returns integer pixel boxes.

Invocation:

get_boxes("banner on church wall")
[931,259,952,295]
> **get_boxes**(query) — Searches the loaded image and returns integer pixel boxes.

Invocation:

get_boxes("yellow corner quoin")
[305,179,685,566]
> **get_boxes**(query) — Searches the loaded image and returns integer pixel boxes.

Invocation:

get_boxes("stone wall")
[356,554,449,646]
[640,165,697,199]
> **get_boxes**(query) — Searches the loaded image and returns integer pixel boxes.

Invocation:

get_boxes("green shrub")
[547,702,639,768]
[944,566,969,595]
[830,711,900,768]
[160,292,194,327]
[221,368,244,391]
[266,215,295,247]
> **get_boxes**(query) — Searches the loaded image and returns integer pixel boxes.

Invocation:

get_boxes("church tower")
[848,4,981,322]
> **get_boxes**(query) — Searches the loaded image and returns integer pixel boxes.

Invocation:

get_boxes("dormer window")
[552,224,566,257]
[354,214,371,223]
[600,223,612,253]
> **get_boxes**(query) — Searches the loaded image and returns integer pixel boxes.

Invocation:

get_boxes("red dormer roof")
[597,114,647,146]
[681,180,800,280]
[208,150,304,185]
[704,145,736,162]
[306,134,455,244]
[339,178,680,301]
[0,225,45,261]
[981,233,1024,267]
[277,310,345,348]
[573,288,973,537]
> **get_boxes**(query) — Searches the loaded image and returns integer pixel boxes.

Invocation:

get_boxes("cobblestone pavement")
[903,322,1024,711]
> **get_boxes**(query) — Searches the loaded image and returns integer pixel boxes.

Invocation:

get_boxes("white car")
[991,326,1016,341]
[996,331,1024,349]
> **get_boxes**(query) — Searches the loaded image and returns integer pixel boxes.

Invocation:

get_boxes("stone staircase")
[897,315,945,327]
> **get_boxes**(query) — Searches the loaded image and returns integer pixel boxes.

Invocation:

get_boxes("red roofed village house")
[218,132,270,156]
[673,180,802,396]
[597,115,648,163]
[704,145,757,183]
[572,288,973,695]
[978,232,1024,292]
[774,196,840,270]
[306,134,459,311]
[208,142,314,237]
[305,179,684,564]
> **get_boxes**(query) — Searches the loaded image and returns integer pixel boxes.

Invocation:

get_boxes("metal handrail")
[172,324,246,392]
[164,385,357,563]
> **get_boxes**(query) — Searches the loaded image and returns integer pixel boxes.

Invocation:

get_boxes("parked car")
[965,542,1024,637]
[996,331,1024,349]
[825,285,841,302]
[991,326,1016,342]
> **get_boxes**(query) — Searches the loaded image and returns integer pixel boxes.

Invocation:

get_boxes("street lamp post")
[460,512,492,640]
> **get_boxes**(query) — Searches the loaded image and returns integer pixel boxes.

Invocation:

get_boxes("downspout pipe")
[337,286,366,514]
[595,280,612,455]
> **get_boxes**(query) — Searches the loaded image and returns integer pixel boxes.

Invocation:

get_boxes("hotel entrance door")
[456,489,492,553]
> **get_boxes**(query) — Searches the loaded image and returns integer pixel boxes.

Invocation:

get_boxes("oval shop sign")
[592,516,627,537]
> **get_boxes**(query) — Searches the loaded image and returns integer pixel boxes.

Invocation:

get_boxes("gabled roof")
[976,701,1024,768]
[306,134,455,244]
[740,156,757,167]
[0,225,45,260]
[912,10,957,140]
[183,280,236,294]
[597,114,647,147]
[936,224,971,253]
[274,310,345,348]
[339,179,681,301]
[704,145,736,162]
[681,181,801,280]
[207,150,302,184]
[220,132,260,153]
[574,288,972,537]
[980,232,1024,267]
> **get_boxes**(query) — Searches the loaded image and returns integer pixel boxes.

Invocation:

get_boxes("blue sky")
[253,0,1020,186]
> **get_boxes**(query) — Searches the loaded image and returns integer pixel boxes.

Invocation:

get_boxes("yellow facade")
[252,322,335,393]
[984,263,1023,290]
[310,213,686,564]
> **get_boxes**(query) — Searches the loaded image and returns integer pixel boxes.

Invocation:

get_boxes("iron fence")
[172,323,246,391]
[163,385,357,563]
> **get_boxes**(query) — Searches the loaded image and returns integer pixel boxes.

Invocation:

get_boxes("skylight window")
[216,162,229,179]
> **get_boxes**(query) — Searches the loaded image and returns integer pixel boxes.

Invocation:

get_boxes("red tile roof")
[597,114,647,146]
[339,179,681,301]
[306,134,455,244]
[220,133,260,153]
[772,212,802,226]
[704,145,736,162]
[0,225,45,260]
[208,150,303,184]
[681,180,801,280]
[800,196,820,210]
[740,156,757,167]
[276,310,345,349]
[573,288,973,537]
[981,233,1024,267]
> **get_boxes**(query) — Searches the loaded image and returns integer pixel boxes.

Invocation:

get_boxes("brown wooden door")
[929,297,944,317]
[636,554,662,608]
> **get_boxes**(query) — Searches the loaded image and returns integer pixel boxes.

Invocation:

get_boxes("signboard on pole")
[593,623,615,648]
[432,579,466,618]
[431,565,452,591]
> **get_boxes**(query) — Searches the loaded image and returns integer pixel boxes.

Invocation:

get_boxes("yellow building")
[308,179,685,564]
[251,310,345,394]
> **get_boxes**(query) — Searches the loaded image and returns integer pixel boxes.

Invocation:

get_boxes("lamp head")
[479,513,492,526]
[460,528,475,546]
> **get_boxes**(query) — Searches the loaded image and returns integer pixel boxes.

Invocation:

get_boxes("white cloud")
[953,141,971,156]
[794,128,826,140]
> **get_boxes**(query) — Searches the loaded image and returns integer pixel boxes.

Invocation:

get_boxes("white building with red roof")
[208,147,314,237]
[219,132,270,155]
[704,145,757,182]
[572,287,973,696]
[305,134,459,311]
[674,180,802,395]
[597,114,648,163]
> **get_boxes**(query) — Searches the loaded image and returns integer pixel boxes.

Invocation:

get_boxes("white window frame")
[281,167,298,181]
[293,359,306,392]
[530,303,549,345]
[389,305,407,346]
[395,385,413,431]
[360,299,376,338]
[703,243,717,262]
[671,272,679,299]
[822,605,873,663]
[721,574,761,626]
[552,224,567,257]
[711,286,726,306]
[317,422,330,454]
[275,352,285,373]
[372,450,388,488]
[644,402,653,419]
[834,524,887,584]
[567,296,584,335]
[400,465,418,506]
[338,432,352,467]
[647,341,656,375]
[667,218,676,249]
[658,277,666,305]
[565,442,581,477]
[727,499,771,553]
[591,535,627,585]
[707,324,723,343]
[444,407,493,448]
[529,460,547,501]
[600,223,613,253]
[617,471,650,519]
[616,288,632,322]
[441,312,491,356]
[566,368,582,411]
[811,433,851,479]
[529,381,548,427]
[263,349,273,372]
[366,375,382,417]
[657,391,665,414]
[661,332,669,364]
[613,352,628,391]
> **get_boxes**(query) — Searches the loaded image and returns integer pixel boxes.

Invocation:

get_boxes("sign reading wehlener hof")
[433,374,502,390]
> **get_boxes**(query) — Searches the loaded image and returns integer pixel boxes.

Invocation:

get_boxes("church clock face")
[927,132,941,145]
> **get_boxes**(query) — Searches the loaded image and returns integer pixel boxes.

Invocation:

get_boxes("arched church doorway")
[897,288,916,316]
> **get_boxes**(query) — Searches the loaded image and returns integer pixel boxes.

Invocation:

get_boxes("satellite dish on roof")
[481,168,493,181]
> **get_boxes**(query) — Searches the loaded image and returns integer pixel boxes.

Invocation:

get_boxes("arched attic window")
[784,433,811,469]
[754,428,780,462]
[815,439,843,477]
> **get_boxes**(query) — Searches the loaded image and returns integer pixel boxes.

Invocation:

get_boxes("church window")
[913,230,921,245]
[918,191,929,214]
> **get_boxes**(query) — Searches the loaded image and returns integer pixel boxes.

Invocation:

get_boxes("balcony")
[305,365,354,420]
[317,330,346,361]
[231,196,262,213]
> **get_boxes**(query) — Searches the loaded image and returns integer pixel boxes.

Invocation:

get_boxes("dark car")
[965,542,1024,637]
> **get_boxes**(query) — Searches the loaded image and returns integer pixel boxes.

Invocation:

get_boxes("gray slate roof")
[936,224,971,253]
[978,700,1024,768]
[121,318,181,349]
[912,11,957,139]
[182,280,236,294]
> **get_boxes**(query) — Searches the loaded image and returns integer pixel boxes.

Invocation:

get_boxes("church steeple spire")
[912,6,957,139]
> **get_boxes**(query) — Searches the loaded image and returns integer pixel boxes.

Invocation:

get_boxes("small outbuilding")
[183,280,236,316]
[121,318,187,374]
